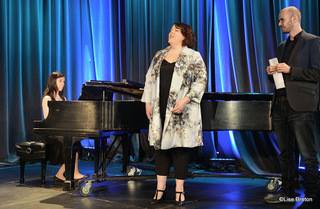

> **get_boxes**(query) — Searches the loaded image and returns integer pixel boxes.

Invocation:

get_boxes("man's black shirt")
[282,31,302,63]
[276,31,303,96]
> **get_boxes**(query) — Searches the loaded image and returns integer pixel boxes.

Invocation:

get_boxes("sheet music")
[269,58,285,89]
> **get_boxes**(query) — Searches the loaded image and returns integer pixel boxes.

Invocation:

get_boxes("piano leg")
[122,134,130,173]
[19,160,25,184]
[63,136,75,191]
[98,135,130,176]
[100,137,108,177]
[94,137,100,177]
[102,136,120,174]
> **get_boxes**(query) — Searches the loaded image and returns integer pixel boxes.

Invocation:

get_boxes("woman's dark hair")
[43,72,66,101]
[174,22,196,48]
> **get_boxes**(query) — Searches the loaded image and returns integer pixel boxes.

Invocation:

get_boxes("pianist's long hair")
[43,72,66,101]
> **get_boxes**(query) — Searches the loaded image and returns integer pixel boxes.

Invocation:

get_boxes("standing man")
[265,6,320,209]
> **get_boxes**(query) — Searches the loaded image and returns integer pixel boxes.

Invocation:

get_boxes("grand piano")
[33,80,272,190]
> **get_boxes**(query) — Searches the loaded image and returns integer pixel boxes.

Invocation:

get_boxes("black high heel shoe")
[175,191,185,206]
[151,189,166,204]
[53,176,65,185]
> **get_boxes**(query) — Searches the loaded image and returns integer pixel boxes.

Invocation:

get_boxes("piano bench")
[15,141,47,185]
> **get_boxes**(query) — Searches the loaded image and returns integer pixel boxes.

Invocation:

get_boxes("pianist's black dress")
[159,59,175,126]
[45,137,65,165]
[44,138,82,165]
[41,95,82,165]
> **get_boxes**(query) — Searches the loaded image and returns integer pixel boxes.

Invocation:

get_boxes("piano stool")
[15,141,47,184]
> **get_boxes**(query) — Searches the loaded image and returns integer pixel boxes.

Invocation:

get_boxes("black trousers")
[272,95,319,197]
[155,147,193,179]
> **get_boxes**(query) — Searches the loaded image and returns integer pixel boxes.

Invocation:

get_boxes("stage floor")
[0,161,303,209]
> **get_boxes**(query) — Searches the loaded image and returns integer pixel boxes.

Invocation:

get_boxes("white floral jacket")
[141,46,207,150]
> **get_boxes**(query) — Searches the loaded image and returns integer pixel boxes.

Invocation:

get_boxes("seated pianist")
[41,72,86,183]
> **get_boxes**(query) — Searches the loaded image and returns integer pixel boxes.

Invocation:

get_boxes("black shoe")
[151,189,166,204]
[53,176,65,184]
[264,191,298,204]
[175,191,185,206]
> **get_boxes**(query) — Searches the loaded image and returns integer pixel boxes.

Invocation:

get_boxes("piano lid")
[79,79,144,100]
[79,80,273,101]
[202,92,273,101]
[86,79,144,89]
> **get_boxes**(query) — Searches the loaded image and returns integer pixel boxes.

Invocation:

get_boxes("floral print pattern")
[142,46,207,150]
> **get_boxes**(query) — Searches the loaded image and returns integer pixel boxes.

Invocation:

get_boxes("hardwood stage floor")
[0,161,302,209]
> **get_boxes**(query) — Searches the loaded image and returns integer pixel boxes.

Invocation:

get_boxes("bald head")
[278,6,302,35]
[280,6,301,23]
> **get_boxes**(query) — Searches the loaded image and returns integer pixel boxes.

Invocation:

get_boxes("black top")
[276,31,302,96]
[282,31,302,63]
[159,59,175,125]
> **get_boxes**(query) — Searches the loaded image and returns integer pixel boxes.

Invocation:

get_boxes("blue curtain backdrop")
[0,0,318,174]
[0,0,214,160]
[0,0,123,160]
